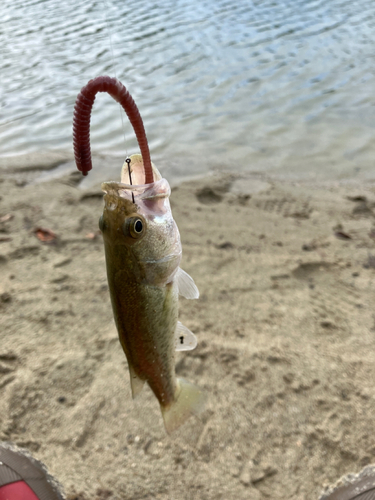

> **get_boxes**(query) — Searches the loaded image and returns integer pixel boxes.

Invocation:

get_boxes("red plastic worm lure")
[72,76,154,184]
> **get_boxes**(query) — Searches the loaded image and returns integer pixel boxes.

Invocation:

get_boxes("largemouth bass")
[73,76,204,433]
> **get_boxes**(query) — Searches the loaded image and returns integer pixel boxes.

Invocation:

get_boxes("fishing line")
[102,0,128,159]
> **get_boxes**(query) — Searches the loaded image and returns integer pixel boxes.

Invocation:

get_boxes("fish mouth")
[101,153,169,205]
[102,179,170,202]
[101,154,171,217]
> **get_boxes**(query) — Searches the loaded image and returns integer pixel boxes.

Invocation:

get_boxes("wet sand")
[1,154,375,500]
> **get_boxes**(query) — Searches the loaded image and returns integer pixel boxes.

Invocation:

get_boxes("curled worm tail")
[73,76,153,183]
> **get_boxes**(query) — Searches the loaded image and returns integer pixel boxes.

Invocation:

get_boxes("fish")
[73,76,204,433]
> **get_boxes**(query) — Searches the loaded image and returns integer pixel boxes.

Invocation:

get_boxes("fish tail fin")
[161,378,205,434]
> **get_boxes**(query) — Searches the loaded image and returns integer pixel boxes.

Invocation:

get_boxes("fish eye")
[99,215,106,232]
[122,216,145,239]
[134,219,143,233]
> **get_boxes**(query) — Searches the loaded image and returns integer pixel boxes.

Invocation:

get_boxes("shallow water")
[1,0,374,182]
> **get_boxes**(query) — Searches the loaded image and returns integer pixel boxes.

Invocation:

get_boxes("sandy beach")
[1,153,375,500]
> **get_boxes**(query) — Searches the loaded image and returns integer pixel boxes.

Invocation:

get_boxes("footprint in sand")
[195,186,223,204]
[0,353,18,389]
[292,261,364,335]
[347,194,375,217]
[254,195,312,219]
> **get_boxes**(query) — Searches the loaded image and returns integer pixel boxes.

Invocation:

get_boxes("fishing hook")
[125,157,135,203]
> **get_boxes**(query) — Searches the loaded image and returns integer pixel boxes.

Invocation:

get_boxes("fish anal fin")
[175,267,199,299]
[175,321,198,351]
[128,364,146,399]
[161,378,205,434]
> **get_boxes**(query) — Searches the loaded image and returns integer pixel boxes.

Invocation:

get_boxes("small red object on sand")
[33,227,57,243]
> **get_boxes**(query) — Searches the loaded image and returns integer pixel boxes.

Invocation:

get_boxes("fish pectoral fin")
[175,321,198,351]
[128,364,146,399]
[161,378,205,434]
[175,267,199,299]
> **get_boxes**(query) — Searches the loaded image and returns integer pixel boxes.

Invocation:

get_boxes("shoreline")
[1,150,375,191]
[1,154,375,499]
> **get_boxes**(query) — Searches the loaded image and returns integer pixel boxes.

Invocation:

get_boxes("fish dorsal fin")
[128,364,146,399]
[175,267,199,299]
[175,321,198,351]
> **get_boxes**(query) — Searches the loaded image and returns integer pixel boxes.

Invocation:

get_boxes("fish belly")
[109,270,179,407]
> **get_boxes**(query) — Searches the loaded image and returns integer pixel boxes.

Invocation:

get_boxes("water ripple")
[0,0,374,181]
